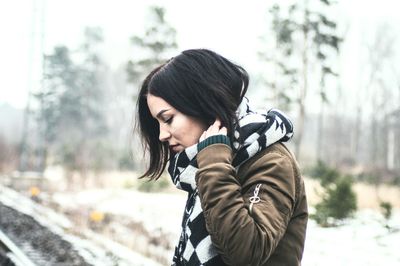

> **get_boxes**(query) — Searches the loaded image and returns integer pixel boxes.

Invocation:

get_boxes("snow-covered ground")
[303,210,400,266]
[51,188,400,266]
[0,185,163,266]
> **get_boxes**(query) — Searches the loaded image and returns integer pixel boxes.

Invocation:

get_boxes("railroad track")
[0,189,91,266]
[0,229,36,266]
[0,185,164,266]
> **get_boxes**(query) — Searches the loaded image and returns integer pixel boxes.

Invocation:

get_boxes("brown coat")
[195,142,308,266]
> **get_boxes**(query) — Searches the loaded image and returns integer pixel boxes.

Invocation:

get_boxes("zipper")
[249,183,262,213]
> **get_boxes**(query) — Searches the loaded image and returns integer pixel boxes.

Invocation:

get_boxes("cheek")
[188,121,207,140]
[195,123,207,137]
[174,117,206,143]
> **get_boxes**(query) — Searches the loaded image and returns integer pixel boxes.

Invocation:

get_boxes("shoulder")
[237,143,300,189]
[259,142,297,162]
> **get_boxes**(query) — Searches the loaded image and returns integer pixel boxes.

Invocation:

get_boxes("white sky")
[0,0,399,109]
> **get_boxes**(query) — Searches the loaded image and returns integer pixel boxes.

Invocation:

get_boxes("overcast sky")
[0,0,399,110]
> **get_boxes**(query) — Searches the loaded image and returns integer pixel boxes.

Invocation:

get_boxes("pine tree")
[36,27,110,188]
[126,6,178,86]
[260,0,341,160]
[125,6,178,171]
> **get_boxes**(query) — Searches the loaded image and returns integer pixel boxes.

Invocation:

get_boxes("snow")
[52,188,400,266]
[0,185,165,266]
[4,183,399,265]
[52,188,186,237]
[303,210,400,266]
[0,185,73,231]
[76,231,163,266]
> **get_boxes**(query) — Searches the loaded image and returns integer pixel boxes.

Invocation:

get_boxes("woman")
[136,49,308,266]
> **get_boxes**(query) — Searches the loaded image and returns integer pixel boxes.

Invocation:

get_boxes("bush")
[380,201,393,230]
[309,161,357,227]
[309,160,340,186]
[308,160,328,178]
[312,176,357,226]
[390,175,400,186]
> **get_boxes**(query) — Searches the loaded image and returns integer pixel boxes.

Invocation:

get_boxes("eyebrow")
[156,109,170,119]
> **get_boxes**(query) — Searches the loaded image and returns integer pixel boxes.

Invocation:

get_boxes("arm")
[195,143,296,266]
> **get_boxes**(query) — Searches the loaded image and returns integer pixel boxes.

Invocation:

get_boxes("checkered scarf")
[168,98,293,266]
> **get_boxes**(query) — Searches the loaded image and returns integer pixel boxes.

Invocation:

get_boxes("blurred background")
[0,0,399,265]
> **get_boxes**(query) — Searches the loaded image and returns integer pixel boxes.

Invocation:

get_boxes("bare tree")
[364,25,397,174]
[260,0,341,161]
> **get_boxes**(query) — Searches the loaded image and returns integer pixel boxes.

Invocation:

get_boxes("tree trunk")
[295,1,309,160]
[316,98,324,162]
[352,105,362,163]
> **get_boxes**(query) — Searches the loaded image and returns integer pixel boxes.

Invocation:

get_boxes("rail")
[0,229,37,266]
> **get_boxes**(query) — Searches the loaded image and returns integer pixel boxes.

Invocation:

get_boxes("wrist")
[197,134,231,152]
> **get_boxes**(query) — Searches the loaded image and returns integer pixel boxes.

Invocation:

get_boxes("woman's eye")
[165,117,173,124]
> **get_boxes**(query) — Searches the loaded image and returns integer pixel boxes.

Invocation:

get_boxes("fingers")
[199,119,227,142]
[210,119,221,132]
[220,127,227,135]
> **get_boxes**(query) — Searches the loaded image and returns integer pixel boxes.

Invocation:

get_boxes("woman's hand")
[199,119,227,142]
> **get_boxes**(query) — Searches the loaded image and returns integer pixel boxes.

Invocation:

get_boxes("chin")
[169,145,183,154]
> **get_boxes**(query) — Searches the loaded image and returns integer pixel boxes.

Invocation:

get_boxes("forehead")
[147,94,173,117]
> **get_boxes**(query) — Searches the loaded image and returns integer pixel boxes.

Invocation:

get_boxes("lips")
[169,144,181,153]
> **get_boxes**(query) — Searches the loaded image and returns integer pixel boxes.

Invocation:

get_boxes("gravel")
[0,203,91,266]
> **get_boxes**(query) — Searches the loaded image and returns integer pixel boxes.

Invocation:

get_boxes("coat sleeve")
[195,143,296,266]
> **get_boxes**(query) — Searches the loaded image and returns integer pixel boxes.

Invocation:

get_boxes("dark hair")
[136,49,249,179]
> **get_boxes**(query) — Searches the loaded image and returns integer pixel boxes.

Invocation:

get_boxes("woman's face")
[147,94,208,153]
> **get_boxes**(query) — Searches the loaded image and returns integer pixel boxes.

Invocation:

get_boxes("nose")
[159,124,171,142]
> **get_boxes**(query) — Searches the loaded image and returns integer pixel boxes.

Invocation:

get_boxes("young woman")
[136,49,308,266]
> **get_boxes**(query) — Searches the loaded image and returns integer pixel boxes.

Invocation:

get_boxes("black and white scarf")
[168,98,293,266]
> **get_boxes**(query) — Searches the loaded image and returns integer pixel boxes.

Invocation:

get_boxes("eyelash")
[164,117,173,124]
